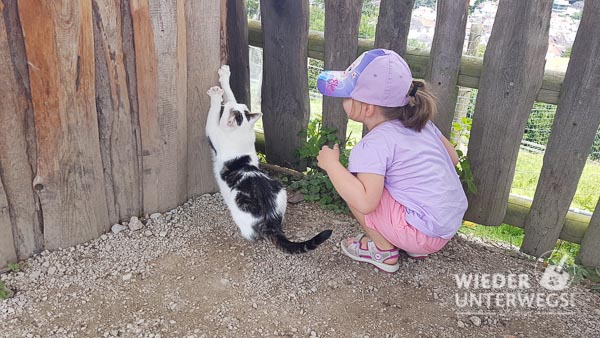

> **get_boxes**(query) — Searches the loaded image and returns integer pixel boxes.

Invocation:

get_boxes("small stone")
[47,266,57,275]
[122,273,133,281]
[128,216,144,231]
[457,320,466,328]
[30,270,41,279]
[112,223,128,234]
[144,230,153,237]
[159,231,168,237]
[150,213,161,220]
[100,234,108,240]
[469,316,481,327]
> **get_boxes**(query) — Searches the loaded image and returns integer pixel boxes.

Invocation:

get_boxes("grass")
[0,280,13,300]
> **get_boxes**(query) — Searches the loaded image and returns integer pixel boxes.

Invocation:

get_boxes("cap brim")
[317,70,355,98]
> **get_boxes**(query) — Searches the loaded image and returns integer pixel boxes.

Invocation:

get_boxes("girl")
[316,49,468,273]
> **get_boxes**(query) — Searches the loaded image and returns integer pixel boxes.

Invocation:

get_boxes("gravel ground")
[1,193,599,338]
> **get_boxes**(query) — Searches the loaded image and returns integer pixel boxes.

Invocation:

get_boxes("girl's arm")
[440,135,460,166]
[317,145,384,214]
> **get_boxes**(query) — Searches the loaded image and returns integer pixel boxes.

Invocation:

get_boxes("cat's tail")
[270,229,333,254]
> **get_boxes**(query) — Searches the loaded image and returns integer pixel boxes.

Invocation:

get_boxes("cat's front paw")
[218,65,231,82]
[207,86,224,100]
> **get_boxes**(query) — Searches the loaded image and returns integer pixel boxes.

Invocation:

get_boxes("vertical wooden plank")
[322,0,363,145]
[92,0,141,223]
[374,0,415,56]
[426,0,469,138]
[578,198,600,267]
[185,0,220,196]
[130,0,188,213]
[121,0,144,214]
[19,0,110,249]
[0,177,17,267]
[225,0,251,108]
[0,0,43,259]
[260,0,310,171]
[522,0,600,257]
[464,0,552,226]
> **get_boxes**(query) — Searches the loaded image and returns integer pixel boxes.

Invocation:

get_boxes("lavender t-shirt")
[348,119,468,239]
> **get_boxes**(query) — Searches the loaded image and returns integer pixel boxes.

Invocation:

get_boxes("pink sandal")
[340,234,400,273]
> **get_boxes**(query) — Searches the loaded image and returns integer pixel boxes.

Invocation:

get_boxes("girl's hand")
[317,144,340,172]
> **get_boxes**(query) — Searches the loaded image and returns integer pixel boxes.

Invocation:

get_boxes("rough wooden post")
[426,0,469,138]
[464,0,552,226]
[0,0,42,259]
[0,179,17,267]
[130,0,189,213]
[19,0,110,249]
[322,0,363,144]
[374,0,415,56]
[522,0,600,257]
[260,0,310,170]
[224,0,251,108]
[185,0,221,196]
[578,198,600,267]
[92,0,142,224]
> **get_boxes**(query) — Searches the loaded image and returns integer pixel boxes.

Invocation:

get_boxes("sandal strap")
[366,240,399,263]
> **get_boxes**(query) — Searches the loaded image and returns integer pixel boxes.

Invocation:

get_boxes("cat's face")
[220,102,262,131]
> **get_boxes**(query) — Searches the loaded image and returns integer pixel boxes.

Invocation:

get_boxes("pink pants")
[364,189,450,255]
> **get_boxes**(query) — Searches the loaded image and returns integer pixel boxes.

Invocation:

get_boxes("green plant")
[291,118,354,213]
[0,280,13,300]
[7,262,21,273]
[451,116,477,194]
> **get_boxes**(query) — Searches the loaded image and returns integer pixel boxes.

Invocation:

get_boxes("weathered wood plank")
[578,198,600,266]
[321,0,362,145]
[185,0,220,196]
[121,0,143,214]
[92,0,141,224]
[0,0,42,259]
[225,0,251,108]
[0,176,17,268]
[130,0,188,213]
[464,0,552,226]
[522,0,600,257]
[19,0,110,249]
[374,0,414,56]
[260,0,310,170]
[426,0,469,138]
[247,20,565,105]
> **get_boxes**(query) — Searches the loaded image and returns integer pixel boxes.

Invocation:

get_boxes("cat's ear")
[244,111,262,126]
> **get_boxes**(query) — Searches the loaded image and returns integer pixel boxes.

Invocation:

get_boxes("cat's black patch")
[234,110,243,126]
[207,137,217,155]
[220,156,282,219]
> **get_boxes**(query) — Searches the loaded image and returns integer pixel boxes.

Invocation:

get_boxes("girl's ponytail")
[382,80,437,132]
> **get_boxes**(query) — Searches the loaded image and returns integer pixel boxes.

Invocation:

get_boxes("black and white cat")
[205,65,332,254]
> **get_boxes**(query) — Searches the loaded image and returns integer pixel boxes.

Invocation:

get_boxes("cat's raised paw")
[207,86,224,98]
[218,65,231,79]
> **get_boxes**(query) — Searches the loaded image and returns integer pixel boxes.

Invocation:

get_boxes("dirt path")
[1,193,599,338]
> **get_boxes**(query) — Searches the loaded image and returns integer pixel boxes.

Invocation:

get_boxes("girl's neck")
[364,113,392,131]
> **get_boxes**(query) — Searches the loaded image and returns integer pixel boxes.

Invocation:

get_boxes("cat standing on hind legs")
[205,65,332,254]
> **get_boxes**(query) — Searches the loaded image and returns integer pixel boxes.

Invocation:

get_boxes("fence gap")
[522,0,600,257]
[464,0,552,226]
[225,0,251,109]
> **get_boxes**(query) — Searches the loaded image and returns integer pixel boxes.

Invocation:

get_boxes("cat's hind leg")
[218,65,237,104]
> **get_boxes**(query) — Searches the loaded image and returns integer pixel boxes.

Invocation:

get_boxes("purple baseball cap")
[317,49,413,107]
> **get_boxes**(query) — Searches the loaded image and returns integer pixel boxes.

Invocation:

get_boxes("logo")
[537,253,573,291]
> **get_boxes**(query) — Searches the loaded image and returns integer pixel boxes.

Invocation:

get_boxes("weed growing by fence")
[0,280,12,300]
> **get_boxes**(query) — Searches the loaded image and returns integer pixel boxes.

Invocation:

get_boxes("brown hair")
[381,80,437,132]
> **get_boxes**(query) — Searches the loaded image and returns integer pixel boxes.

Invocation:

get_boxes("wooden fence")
[1,0,599,269]
[0,0,230,268]
[239,0,600,266]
